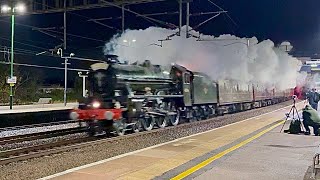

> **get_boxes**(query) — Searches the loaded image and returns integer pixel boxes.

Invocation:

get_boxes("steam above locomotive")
[70,55,292,136]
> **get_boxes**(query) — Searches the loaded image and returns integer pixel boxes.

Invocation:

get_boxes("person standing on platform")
[302,105,320,135]
[307,88,320,110]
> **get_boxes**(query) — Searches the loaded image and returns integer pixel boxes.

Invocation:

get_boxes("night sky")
[0,0,320,84]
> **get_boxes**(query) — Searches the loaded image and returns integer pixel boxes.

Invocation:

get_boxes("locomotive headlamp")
[92,101,101,108]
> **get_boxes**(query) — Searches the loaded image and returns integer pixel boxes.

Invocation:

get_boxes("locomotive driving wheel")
[189,109,200,122]
[156,116,167,128]
[114,120,126,136]
[199,107,206,120]
[132,120,142,133]
[142,116,155,131]
[168,110,180,126]
[86,120,96,136]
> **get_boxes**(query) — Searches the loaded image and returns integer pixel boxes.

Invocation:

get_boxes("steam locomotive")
[70,55,292,136]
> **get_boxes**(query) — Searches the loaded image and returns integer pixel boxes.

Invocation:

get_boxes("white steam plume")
[104,27,301,90]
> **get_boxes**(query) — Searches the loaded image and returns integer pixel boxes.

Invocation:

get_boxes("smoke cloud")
[104,27,301,90]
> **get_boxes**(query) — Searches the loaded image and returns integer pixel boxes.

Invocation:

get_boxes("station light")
[1,5,11,13]
[1,3,26,13]
[123,39,136,43]
[15,3,26,13]
[123,39,136,47]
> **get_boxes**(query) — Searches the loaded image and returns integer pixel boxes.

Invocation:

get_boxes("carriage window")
[184,73,190,84]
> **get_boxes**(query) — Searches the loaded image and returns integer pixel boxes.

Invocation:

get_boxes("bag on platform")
[288,120,301,134]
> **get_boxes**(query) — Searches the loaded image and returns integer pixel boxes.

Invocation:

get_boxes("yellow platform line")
[170,120,285,180]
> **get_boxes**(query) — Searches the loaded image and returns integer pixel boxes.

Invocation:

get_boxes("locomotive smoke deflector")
[90,63,109,71]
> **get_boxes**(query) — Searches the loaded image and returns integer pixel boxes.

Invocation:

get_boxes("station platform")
[0,103,78,115]
[41,102,320,180]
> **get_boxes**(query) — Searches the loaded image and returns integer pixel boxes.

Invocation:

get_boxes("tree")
[68,76,83,101]
[0,65,43,104]
[0,65,10,104]
[14,68,44,103]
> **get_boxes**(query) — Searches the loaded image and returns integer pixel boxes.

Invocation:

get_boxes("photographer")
[302,104,320,136]
[307,88,320,110]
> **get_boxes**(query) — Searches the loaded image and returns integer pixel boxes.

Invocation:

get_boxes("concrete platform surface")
[39,102,319,180]
[0,103,78,114]
[192,125,319,180]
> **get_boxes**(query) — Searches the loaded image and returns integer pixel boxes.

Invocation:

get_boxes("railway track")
[0,125,162,165]
[0,126,89,165]
[0,116,192,165]
[0,127,85,145]
[0,120,78,132]
[0,136,95,165]
[0,109,259,165]
[0,101,296,166]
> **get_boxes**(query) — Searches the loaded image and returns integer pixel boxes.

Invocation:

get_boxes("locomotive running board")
[146,111,177,117]
[131,95,184,99]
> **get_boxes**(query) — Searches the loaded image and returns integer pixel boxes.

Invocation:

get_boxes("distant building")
[296,56,320,90]
[297,57,312,65]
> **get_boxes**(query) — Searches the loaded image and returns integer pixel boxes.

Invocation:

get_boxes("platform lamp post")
[78,71,89,97]
[57,48,75,106]
[1,3,26,109]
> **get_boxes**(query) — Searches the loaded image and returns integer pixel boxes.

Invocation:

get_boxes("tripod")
[280,96,303,133]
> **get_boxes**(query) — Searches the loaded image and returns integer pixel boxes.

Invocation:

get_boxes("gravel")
[0,101,294,180]
[0,133,87,151]
[0,123,79,138]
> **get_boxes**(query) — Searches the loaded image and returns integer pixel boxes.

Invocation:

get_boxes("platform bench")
[37,98,52,104]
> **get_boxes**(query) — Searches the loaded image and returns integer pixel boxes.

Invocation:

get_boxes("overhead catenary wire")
[0,1,240,52]
[99,0,177,29]
[0,45,53,57]
[31,0,120,31]
[188,12,223,32]
[0,45,104,62]
[0,37,48,50]
[0,19,106,44]
[207,0,238,27]
[0,61,89,72]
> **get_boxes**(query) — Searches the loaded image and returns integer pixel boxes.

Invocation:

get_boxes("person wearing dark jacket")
[307,88,320,110]
[302,105,320,135]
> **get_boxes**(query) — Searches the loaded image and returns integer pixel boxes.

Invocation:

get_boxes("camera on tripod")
[292,95,297,104]
[292,95,297,100]
[281,94,303,133]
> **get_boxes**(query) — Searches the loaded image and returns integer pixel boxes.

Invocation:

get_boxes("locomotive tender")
[70,56,292,136]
